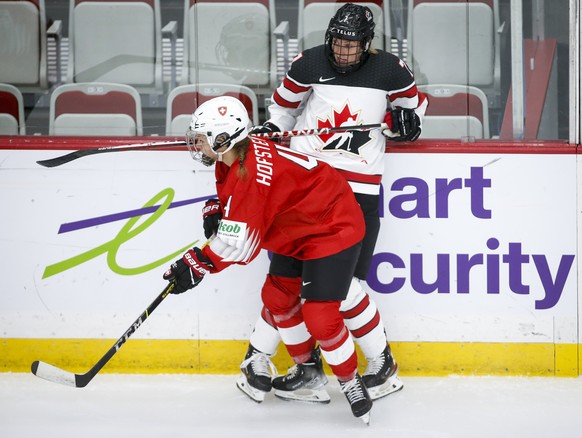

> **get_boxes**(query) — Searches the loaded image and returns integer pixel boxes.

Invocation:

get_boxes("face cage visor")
[331,37,366,69]
[326,33,371,74]
[185,128,243,167]
[186,130,215,166]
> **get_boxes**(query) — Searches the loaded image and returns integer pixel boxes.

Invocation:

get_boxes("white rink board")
[375,153,577,343]
[0,149,578,344]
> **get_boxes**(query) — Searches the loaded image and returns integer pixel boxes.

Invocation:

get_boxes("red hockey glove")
[249,122,281,142]
[202,198,222,239]
[163,247,214,294]
[383,108,421,142]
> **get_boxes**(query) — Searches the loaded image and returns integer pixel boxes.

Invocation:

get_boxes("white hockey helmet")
[186,96,250,166]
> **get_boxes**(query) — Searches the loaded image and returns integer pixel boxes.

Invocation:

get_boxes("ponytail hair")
[232,137,251,180]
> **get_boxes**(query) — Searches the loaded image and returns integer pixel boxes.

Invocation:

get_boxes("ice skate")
[272,347,330,403]
[236,344,277,403]
[339,373,373,425]
[362,344,404,401]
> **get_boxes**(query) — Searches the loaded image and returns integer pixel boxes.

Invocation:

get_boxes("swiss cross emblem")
[218,106,227,116]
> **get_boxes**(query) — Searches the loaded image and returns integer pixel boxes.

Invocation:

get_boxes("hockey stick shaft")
[254,122,388,139]
[36,140,187,168]
[31,281,176,388]
[36,123,387,168]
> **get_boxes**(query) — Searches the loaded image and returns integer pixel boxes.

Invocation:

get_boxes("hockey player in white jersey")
[203,2,428,417]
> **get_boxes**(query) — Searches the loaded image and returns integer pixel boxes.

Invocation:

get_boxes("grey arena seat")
[49,82,142,136]
[418,84,490,139]
[66,0,164,95]
[0,0,61,94]
[179,0,278,97]
[406,0,501,93]
[298,0,392,52]
[166,83,259,136]
[0,83,26,135]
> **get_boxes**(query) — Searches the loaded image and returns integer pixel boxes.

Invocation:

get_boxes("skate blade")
[359,412,371,425]
[236,374,268,403]
[274,387,331,404]
[368,374,404,401]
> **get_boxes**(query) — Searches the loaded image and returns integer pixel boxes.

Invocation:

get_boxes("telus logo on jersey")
[367,166,575,310]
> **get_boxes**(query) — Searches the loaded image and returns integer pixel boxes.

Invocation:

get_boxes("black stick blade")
[36,149,95,168]
[36,140,187,168]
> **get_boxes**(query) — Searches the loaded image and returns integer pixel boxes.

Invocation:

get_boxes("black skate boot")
[272,347,330,403]
[362,344,403,400]
[236,344,277,403]
[339,373,373,425]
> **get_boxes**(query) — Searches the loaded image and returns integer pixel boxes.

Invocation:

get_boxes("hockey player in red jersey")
[217,3,428,406]
[163,95,374,423]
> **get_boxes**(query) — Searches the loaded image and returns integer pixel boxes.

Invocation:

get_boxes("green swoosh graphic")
[42,188,199,279]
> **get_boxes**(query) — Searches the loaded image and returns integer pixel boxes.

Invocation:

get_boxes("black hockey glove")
[202,198,222,239]
[163,247,214,294]
[249,122,281,142]
[383,108,421,142]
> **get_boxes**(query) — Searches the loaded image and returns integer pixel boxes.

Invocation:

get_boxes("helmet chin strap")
[211,126,245,164]
[213,144,231,164]
[209,138,229,164]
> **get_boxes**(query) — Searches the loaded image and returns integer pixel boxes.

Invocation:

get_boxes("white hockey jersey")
[268,45,428,195]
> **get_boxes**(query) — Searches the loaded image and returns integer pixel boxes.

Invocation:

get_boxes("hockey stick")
[31,281,176,388]
[36,123,388,168]
[255,122,388,139]
[36,140,187,168]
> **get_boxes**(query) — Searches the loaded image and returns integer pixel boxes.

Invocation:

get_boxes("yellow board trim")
[1,339,579,377]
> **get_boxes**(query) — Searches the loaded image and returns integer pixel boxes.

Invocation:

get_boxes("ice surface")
[1,373,581,438]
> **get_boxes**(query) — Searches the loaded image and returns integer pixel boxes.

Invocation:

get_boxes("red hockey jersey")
[202,136,365,272]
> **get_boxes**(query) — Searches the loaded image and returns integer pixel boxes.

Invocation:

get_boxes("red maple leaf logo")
[317,104,360,144]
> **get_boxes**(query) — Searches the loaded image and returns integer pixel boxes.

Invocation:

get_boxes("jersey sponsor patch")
[217,219,247,241]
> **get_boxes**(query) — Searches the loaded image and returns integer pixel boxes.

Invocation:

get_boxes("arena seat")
[298,0,391,52]
[406,0,501,93]
[418,84,490,139]
[166,84,259,136]
[180,0,278,96]
[66,0,164,95]
[49,82,142,136]
[0,0,61,94]
[0,83,26,135]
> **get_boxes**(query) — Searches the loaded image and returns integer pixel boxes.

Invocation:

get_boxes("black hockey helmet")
[324,3,376,73]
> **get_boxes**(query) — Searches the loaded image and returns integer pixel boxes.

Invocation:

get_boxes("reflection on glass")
[0,0,571,141]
